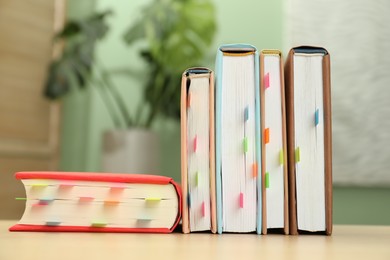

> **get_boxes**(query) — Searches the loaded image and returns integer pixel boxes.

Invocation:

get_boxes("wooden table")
[1,221,389,260]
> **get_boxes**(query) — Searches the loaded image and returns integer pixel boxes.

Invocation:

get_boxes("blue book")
[215,44,261,234]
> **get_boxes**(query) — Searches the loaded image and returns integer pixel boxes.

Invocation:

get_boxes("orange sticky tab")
[252,163,258,178]
[104,200,120,206]
[239,193,244,208]
[264,73,270,88]
[201,201,206,217]
[264,128,270,144]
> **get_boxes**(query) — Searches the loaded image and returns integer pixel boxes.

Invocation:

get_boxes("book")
[215,44,261,234]
[180,68,216,233]
[9,171,182,233]
[284,46,332,235]
[260,50,289,234]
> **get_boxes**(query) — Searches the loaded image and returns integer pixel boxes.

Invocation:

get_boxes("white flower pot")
[102,129,160,174]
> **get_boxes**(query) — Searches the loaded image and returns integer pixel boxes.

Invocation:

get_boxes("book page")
[294,53,326,231]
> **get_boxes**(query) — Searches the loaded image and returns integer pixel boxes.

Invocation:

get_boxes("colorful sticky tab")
[264,128,270,144]
[110,185,126,190]
[243,137,248,153]
[15,197,27,201]
[31,184,48,188]
[46,221,61,226]
[195,171,199,187]
[315,108,320,126]
[39,198,53,205]
[138,216,153,221]
[59,183,74,188]
[201,201,206,217]
[265,172,270,188]
[279,150,284,165]
[295,147,300,163]
[104,200,120,206]
[264,72,270,88]
[145,197,161,202]
[91,222,107,228]
[244,107,249,122]
[252,163,258,178]
[239,193,244,208]
[193,135,198,153]
[79,196,94,202]
[187,192,191,208]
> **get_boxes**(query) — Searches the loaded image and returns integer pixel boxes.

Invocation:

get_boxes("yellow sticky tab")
[195,171,199,187]
[279,150,284,165]
[295,147,300,163]
[31,184,48,188]
[91,222,107,228]
[145,198,161,202]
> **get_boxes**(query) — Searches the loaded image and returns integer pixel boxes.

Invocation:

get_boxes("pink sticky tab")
[193,135,198,153]
[201,201,206,217]
[79,196,94,202]
[239,193,244,208]
[264,73,270,88]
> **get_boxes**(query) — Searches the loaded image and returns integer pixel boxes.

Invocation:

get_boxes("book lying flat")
[260,50,289,234]
[285,46,332,235]
[180,68,216,233]
[215,44,261,234]
[9,172,182,233]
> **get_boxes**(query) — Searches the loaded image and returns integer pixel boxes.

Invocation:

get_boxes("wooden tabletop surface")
[1,221,389,260]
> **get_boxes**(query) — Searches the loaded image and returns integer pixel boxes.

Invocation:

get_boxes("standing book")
[260,50,289,234]
[215,44,261,234]
[285,46,332,235]
[180,68,216,233]
[9,172,182,233]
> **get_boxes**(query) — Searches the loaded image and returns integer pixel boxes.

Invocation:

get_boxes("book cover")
[180,68,216,233]
[9,171,182,233]
[285,46,332,235]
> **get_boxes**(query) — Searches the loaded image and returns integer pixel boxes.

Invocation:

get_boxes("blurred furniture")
[0,0,65,219]
[1,221,389,260]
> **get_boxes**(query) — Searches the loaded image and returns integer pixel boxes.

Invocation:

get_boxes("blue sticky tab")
[244,107,249,122]
[187,192,191,208]
[315,109,320,126]
[46,221,61,226]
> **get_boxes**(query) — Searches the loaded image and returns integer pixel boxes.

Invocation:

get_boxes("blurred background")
[0,0,389,224]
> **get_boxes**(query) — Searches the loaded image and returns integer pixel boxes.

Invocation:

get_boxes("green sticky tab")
[279,150,284,165]
[195,171,199,187]
[265,172,270,188]
[91,222,107,227]
[295,147,300,163]
[243,137,248,153]
[15,198,27,201]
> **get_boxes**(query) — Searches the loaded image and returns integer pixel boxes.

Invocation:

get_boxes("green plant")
[124,0,216,127]
[45,0,216,128]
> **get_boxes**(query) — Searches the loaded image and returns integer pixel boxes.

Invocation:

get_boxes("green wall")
[60,0,390,226]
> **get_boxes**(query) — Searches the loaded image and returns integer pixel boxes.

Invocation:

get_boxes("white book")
[285,46,332,235]
[260,50,288,234]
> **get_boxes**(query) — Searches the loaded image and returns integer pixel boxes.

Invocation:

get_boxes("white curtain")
[284,0,390,186]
